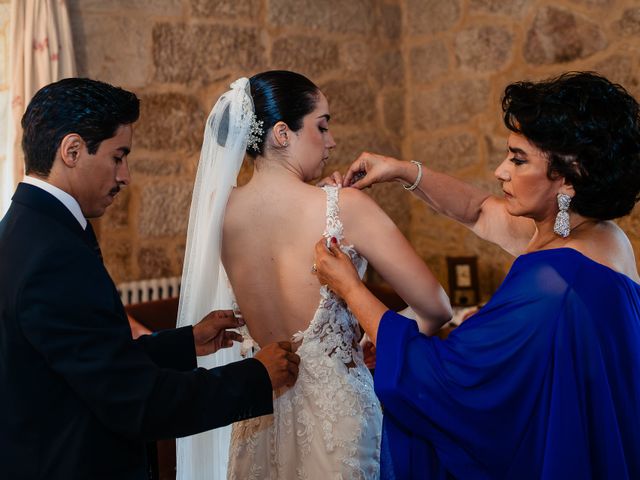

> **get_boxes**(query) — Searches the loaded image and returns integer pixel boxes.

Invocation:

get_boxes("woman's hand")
[313,237,363,300]
[343,152,411,189]
[314,237,389,345]
[316,171,344,187]
[360,334,376,369]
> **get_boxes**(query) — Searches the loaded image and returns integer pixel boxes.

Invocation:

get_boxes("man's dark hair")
[502,71,640,220]
[247,70,320,157]
[21,77,140,176]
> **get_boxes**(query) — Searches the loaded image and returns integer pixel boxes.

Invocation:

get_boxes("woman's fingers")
[328,236,345,257]
[314,238,338,282]
[314,237,331,260]
[343,155,368,188]
[316,171,343,187]
[313,236,362,299]
[345,152,386,189]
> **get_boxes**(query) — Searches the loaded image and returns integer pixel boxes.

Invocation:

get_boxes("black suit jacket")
[0,183,273,479]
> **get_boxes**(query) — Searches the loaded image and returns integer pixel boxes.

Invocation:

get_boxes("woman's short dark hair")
[247,70,320,157]
[502,71,640,220]
[21,77,140,176]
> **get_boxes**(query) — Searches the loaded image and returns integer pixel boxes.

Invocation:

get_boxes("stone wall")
[67,0,405,286]
[402,0,640,299]
[66,0,640,301]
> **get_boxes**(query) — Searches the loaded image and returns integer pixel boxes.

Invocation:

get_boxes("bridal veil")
[175,78,255,480]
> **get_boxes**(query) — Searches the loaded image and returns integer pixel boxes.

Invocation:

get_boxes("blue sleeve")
[374,289,563,478]
[374,252,640,479]
[374,310,454,442]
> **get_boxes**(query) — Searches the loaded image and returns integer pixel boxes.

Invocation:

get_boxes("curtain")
[1,0,75,215]
[0,4,10,214]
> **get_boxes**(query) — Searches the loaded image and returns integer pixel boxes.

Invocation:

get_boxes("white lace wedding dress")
[227,186,382,479]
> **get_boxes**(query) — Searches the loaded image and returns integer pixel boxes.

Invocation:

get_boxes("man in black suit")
[0,78,300,479]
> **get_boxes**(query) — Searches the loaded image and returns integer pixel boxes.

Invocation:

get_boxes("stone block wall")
[65,0,640,302]
[67,0,405,286]
[402,0,640,299]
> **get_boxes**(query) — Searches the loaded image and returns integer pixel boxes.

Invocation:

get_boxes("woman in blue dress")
[314,72,640,479]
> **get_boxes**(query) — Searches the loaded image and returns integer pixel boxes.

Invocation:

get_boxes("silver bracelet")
[403,161,423,191]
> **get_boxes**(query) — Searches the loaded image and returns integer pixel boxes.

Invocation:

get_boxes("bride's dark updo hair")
[247,70,320,157]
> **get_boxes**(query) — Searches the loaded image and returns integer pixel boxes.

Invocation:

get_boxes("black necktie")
[85,222,104,262]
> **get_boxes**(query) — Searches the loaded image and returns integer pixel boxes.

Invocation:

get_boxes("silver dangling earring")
[553,193,571,238]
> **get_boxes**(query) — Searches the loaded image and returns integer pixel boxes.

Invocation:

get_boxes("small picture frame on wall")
[446,256,480,306]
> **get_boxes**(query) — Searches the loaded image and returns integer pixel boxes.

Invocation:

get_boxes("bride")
[175,70,452,479]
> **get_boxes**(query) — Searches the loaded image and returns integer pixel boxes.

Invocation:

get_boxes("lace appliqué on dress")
[227,186,382,480]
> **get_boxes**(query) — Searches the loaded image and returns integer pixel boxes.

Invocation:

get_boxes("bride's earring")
[553,193,572,238]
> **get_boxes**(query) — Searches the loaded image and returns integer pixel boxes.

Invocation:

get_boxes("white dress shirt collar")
[22,176,88,229]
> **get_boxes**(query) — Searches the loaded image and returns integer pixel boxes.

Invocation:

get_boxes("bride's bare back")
[222,176,331,347]
[222,171,453,348]
[221,73,450,348]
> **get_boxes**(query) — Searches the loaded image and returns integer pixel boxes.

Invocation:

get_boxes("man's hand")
[193,310,244,356]
[127,314,152,339]
[254,341,300,390]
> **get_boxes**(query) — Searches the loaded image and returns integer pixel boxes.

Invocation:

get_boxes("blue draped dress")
[374,248,640,479]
